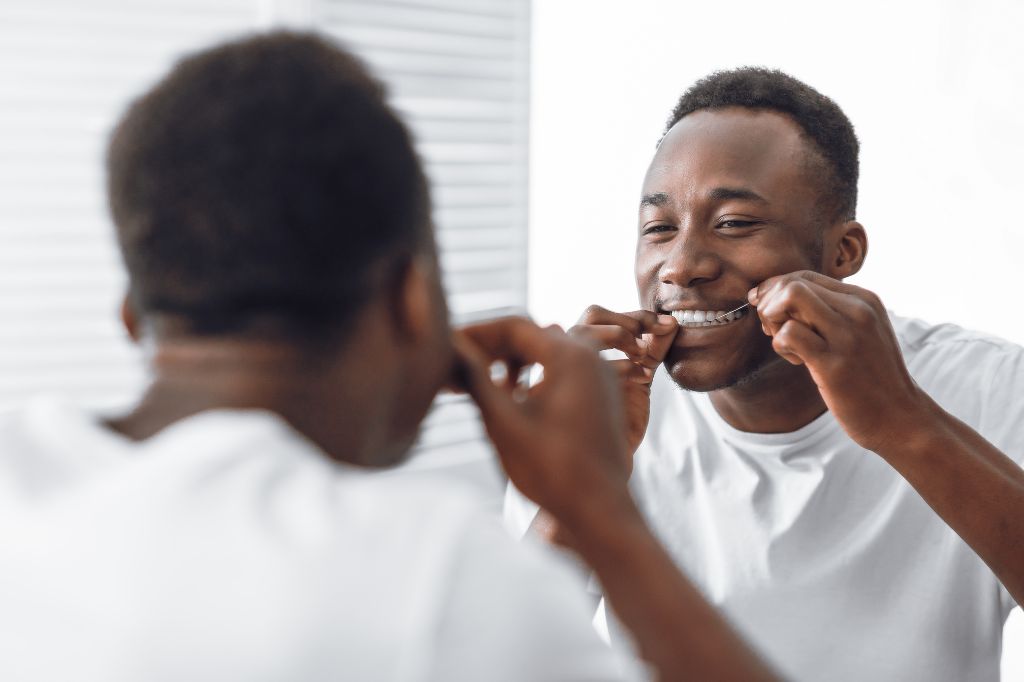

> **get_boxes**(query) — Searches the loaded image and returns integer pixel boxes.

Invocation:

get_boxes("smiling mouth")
[667,307,749,328]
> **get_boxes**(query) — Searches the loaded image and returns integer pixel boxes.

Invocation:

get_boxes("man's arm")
[455,318,777,682]
[751,271,1024,606]
[889,402,1024,604]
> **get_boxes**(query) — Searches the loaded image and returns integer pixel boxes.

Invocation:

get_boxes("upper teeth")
[670,309,745,327]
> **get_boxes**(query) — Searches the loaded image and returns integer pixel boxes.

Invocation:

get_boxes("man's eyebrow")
[707,186,767,203]
[639,192,670,209]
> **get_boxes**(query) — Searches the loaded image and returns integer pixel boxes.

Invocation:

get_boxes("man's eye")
[642,224,674,235]
[718,219,760,229]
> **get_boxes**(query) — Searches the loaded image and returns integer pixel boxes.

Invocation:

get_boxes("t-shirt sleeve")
[427,515,649,682]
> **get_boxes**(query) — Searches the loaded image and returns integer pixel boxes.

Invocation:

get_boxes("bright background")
[528,0,1023,676]
[0,0,1020,675]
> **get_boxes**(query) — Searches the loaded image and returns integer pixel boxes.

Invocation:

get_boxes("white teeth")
[669,307,746,328]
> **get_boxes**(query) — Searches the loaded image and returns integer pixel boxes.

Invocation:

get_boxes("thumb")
[451,331,519,428]
[642,314,678,364]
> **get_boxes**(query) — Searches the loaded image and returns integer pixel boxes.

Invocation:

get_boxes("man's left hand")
[750,270,934,455]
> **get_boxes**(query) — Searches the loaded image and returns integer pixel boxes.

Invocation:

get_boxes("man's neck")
[707,357,827,434]
[106,339,388,466]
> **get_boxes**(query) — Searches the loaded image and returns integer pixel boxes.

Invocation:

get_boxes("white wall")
[529,0,1024,339]
[528,0,1023,677]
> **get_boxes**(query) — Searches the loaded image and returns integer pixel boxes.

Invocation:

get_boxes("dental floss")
[713,302,750,323]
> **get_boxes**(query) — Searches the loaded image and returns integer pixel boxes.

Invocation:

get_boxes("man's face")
[636,107,827,392]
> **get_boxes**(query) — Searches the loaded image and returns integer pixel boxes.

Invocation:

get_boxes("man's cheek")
[634,270,659,308]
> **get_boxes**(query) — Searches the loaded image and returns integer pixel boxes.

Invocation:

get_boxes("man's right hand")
[452,317,778,682]
[569,306,678,457]
[453,317,636,529]
[503,306,678,547]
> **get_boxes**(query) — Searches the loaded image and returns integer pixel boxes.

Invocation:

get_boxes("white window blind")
[312,0,530,466]
[0,0,260,409]
[0,0,530,478]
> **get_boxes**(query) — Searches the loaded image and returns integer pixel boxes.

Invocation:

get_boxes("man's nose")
[659,229,721,288]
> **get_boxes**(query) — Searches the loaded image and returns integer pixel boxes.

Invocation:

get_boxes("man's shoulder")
[890,312,1024,388]
[891,313,1024,452]
[891,312,1022,357]
[0,395,488,554]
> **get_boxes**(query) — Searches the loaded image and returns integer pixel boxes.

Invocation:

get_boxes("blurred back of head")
[106,31,431,341]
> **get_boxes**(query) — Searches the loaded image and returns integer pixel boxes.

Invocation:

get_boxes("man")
[508,68,1024,681]
[0,33,780,681]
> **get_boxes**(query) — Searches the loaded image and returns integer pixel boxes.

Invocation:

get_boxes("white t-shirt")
[0,398,642,682]
[507,314,1023,682]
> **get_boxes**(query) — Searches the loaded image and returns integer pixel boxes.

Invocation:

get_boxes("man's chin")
[664,352,778,393]
[665,366,741,393]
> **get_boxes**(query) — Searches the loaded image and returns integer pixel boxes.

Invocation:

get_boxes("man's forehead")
[642,108,817,202]
[661,107,805,148]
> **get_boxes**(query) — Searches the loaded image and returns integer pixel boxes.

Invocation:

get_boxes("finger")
[458,317,561,368]
[501,324,565,389]
[749,270,860,305]
[757,279,844,338]
[639,314,679,368]
[789,270,863,295]
[442,356,470,395]
[576,305,676,336]
[568,324,645,357]
[771,319,829,366]
[451,331,520,426]
[607,359,656,385]
[486,359,529,393]
[801,280,888,325]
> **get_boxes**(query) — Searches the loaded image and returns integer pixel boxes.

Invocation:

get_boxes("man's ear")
[392,253,437,343]
[824,221,868,279]
[120,294,141,343]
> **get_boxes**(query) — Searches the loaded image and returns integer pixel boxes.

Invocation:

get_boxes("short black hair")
[107,31,430,337]
[664,67,859,221]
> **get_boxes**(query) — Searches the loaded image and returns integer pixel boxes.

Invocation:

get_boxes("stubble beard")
[666,333,782,394]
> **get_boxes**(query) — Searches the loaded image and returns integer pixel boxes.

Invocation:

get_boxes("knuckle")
[566,323,586,338]
[863,290,884,310]
[776,284,799,307]
[785,280,812,301]
[774,324,795,345]
[507,315,537,335]
[580,304,608,324]
[848,300,876,325]
[635,309,659,327]
[844,284,882,311]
